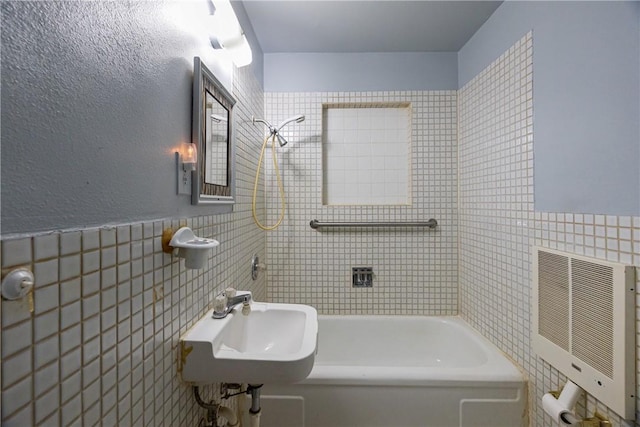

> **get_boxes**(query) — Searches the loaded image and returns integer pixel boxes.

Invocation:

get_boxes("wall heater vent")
[533,247,635,420]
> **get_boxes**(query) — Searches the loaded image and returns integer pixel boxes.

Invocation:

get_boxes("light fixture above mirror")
[209,0,252,67]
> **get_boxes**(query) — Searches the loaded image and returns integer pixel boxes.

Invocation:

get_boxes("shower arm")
[252,117,277,135]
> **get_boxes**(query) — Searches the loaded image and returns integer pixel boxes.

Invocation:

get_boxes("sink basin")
[179,297,318,385]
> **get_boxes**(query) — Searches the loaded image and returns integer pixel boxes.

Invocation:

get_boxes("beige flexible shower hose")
[252,134,286,230]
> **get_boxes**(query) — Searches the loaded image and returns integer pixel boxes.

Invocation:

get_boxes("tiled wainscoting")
[1,217,258,426]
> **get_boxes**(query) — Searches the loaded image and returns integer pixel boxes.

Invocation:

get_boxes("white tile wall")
[0,65,266,427]
[323,105,410,205]
[264,91,458,315]
[459,31,640,426]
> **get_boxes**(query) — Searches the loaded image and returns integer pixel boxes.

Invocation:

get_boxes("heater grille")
[571,259,614,378]
[532,247,635,419]
[537,251,570,350]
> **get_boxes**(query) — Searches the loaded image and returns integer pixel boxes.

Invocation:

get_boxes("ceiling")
[240,0,503,53]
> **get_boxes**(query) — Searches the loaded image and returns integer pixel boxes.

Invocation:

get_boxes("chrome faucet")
[212,291,252,319]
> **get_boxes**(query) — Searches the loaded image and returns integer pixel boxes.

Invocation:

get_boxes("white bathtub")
[257,315,527,427]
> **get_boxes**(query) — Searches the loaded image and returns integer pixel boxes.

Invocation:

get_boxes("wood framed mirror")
[192,56,236,206]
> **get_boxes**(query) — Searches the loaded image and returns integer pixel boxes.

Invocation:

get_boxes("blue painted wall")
[459,1,640,215]
[1,1,263,235]
[264,52,458,92]
[263,2,639,215]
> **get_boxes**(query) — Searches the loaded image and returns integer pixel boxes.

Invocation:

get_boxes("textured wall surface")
[459,32,640,426]
[264,91,458,315]
[1,1,239,234]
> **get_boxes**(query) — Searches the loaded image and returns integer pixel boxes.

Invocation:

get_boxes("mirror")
[206,92,229,186]
[192,56,236,205]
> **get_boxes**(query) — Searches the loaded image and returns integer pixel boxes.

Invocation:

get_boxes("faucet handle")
[224,287,236,298]
[241,300,251,316]
[213,295,227,314]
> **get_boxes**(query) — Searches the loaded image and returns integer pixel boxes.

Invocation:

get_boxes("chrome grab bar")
[309,219,437,230]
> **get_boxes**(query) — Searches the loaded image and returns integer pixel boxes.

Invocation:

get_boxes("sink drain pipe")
[193,386,239,427]
[247,384,262,427]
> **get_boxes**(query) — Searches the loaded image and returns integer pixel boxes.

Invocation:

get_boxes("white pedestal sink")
[179,296,318,385]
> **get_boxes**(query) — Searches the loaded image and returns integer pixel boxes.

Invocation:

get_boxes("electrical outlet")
[178,169,192,195]
[176,152,192,195]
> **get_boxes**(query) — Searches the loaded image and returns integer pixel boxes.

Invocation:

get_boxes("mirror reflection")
[205,90,229,187]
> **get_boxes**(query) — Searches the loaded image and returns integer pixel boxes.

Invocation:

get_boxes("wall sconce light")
[182,143,198,172]
[176,142,197,195]
[209,0,253,67]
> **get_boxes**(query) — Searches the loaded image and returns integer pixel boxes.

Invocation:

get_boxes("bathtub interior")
[315,316,490,368]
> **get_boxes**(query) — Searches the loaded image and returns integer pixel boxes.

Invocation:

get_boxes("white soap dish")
[163,226,219,269]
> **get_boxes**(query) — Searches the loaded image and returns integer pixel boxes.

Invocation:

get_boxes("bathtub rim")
[302,314,525,387]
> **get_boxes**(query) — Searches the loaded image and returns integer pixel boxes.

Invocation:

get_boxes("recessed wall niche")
[322,103,411,206]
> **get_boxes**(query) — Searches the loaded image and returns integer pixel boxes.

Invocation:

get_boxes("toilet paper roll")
[542,380,583,425]
[542,393,578,425]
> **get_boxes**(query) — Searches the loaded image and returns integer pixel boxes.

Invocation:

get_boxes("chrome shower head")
[275,133,289,147]
[276,115,305,133]
[253,114,305,147]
